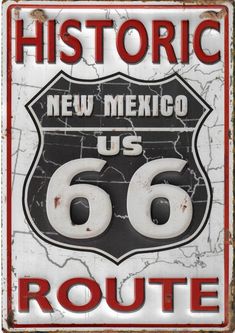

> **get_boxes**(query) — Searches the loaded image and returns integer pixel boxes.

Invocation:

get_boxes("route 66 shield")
[23,71,212,263]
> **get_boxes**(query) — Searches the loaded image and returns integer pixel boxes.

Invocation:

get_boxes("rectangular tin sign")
[2,1,234,331]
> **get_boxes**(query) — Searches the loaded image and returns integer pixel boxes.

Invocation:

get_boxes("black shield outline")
[22,71,213,264]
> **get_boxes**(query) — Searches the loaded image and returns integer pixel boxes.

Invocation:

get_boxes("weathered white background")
[2,2,233,329]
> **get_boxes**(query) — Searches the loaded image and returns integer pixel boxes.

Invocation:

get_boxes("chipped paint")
[54,196,61,209]
[199,8,227,20]
[29,8,47,22]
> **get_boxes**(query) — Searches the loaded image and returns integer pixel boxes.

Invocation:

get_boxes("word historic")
[15,19,221,64]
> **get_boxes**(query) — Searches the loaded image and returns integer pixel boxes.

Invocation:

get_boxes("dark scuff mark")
[6,310,15,328]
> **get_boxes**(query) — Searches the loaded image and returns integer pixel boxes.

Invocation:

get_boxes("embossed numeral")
[46,158,192,239]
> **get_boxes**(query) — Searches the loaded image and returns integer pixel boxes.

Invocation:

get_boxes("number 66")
[46,158,192,240]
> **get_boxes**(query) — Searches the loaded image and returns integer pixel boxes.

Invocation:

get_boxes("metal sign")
[2,1,234,331]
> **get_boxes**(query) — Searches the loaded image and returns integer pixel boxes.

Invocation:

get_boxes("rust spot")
[30,9,48,23]
[54,196,61,208]
[199,7,227,20]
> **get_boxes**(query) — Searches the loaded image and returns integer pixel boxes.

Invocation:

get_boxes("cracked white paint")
[2,1,233,330]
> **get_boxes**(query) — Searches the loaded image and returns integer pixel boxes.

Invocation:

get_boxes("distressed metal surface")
[1,1,234,331]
